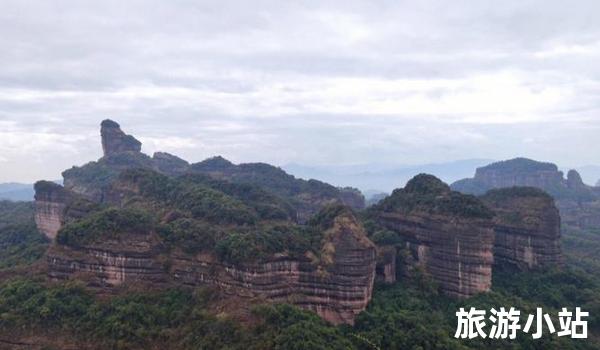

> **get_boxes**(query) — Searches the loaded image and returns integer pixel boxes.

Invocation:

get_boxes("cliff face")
[482,187,563,270]
[371,174,495,298]
[451,158,600,231]
[36,124,376,326]
[33,181,70,240]
[43,204,375,325]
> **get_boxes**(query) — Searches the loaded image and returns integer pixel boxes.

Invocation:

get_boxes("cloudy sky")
[1,0,600,183]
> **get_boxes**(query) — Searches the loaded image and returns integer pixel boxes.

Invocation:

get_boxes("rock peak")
[567,169,584,188]
[100,119,142,157]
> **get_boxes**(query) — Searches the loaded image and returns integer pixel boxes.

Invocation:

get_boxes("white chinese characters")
[455,307,588,339]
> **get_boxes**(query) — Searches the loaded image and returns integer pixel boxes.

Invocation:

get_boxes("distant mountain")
[283,159,494,193]
[451,157,600,231]
[0,183,34,201]
[572,165,600,186]
[0,181,63,201]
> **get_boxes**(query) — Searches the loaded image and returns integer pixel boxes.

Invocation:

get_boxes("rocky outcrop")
[452,158,600,231]
[566,170,585,190]
[46,233,166,286]
[482,187,563,269]
[33,181,70,240]
[63,121,364,224]
[371,174,495,298]
[375,245,397,284]
[451,158,564,195]
[100,119,142,156]
[33,182,96,240]
[42,198,376,325]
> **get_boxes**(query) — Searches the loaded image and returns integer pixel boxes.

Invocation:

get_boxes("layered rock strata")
[482,187,563,269]
[371,174,495,298]
[39,181,375,325]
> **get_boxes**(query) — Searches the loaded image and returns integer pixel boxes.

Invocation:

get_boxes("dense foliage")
[0,278,353,349]
[57,207,155,246]
[191,157,343,200]
[482,186,553,202]
[119,168,291,225]
[215,224,320,264]
[374,174,495,219]
[1,263,598,350]
[0,200,48,268]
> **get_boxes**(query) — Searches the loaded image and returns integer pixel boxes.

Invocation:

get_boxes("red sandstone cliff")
[482,187,563,270]
[371,174,495,298]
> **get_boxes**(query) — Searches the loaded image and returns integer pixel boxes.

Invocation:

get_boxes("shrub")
[57,207,155,246]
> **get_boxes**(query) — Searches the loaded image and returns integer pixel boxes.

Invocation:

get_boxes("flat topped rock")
[100,119,142,157]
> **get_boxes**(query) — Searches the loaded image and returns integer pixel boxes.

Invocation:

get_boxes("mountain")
[1,121,596,349]
[35,119,375,325]
[0,200,49,268]
[33,121,563,322]
[0,183,34,201]
[451,157,600,230]
[571,164,600,186]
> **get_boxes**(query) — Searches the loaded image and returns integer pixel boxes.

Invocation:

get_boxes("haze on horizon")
[1,1,600,184]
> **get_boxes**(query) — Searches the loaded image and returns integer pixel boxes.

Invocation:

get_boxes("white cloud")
[1,0,600,182]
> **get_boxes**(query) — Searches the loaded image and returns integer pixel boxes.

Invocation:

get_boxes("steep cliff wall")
[33,181,70,240]
[482,187,563,269]
[371,174,495,298]
[42,200,376,325]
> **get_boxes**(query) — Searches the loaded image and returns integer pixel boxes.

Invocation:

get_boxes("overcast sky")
[1,0,600,183]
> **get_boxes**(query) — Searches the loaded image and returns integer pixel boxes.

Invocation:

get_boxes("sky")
[1,0,600,183]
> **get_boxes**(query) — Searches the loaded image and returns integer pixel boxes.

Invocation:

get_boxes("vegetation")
[482,186,553,202]
[349,267,600,350]
[120,169,264,225]
[215,224,320,264]
[373,174,495,220]
[61,152,154,192]
[191,157,342,200]
[1,263,598,350]
[0,278,353,349]
[57,207,155,247]
[158,217,225,254]
[0,201,49,268]
[307,204,355,231]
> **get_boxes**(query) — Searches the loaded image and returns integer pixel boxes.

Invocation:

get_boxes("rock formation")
[452,158,600,231]
[190,159,365,222]
[100,119,142,156]
[33,181,70,240]
[370,174,495,298]
[42,199,375,325]
[481,187,563,269]
[34,119,374,325]
[62,120,364,223]
[451,158,563,195]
